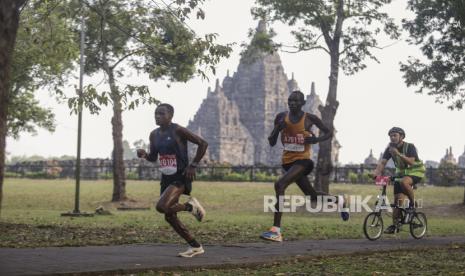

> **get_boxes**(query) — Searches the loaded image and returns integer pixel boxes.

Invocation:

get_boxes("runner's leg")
[273,163,307,227]
[295,176,330,200]
[295,176,349,220]
[156,185,195,243]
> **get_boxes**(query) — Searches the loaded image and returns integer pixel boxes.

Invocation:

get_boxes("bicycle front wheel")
[363,212,383,241]
[410,212,427,239]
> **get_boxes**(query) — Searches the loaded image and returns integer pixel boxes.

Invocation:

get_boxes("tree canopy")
[252,0,400,74]
[66,0,232,114]
[401,0,465,110]
[8,0,78,138]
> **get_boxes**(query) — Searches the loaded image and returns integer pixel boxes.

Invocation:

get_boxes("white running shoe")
[187,197,206,222]
[178,246,205,258]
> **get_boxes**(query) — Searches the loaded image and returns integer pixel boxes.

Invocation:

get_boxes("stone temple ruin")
[187,20,340,165]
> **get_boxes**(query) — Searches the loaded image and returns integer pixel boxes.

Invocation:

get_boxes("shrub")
[348,171,358,184]
[223,172,249,181]
[4,171,20,178]
[98,172,113,180]
[126,171,139,180]
[437,162,460,186]
[254,171,278,182]
[24,171,50,179]
[361,171,373,184]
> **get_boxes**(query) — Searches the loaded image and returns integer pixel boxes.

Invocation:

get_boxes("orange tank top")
[281,112,312,164]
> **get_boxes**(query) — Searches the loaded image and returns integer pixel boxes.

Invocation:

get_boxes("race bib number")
[283,134,305,152]
[284,144,305,152]
[159,154,177,175]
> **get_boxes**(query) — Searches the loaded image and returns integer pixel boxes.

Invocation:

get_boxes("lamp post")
[62,12,93,217]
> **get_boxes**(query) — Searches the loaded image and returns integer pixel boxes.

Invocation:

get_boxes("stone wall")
[6,158,160,180]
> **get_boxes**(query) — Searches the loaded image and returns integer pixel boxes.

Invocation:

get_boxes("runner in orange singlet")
[260,91,349,242]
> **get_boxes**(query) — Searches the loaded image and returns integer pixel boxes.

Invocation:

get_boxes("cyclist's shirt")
[382,142,421,177]
[281,112,312,165]
[382,142,419,163]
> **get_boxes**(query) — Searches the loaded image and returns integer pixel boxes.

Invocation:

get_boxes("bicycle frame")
[374,176,391,213]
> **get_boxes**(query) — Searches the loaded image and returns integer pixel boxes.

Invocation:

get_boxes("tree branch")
[339,44,354,55]
[315,10,333,48]
[110,49,143,70]
[281,45,330,54]
[339,40,399,55]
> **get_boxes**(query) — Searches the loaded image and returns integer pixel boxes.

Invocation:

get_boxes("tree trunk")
[463,187,465,205]
[0,0,26,217]
[108,69,127,202]
[98,5,127,202]
[314,0,344,194]
[315,52,340,193]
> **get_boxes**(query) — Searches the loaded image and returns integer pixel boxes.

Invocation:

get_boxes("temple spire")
[257,19,267,33]
[214,78,221,93]
[310,82,316,96]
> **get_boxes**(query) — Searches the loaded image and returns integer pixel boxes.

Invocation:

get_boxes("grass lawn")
[1,178,464,247]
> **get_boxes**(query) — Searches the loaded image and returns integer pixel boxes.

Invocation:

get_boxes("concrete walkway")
[1,236,465,275]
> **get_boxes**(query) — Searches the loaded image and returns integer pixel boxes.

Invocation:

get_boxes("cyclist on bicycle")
[373,127,425,234]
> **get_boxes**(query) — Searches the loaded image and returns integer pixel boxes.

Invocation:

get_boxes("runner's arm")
[176,126,208,166]
[305,114,332,144]
[268,112,286,146]
[145,131,158,162]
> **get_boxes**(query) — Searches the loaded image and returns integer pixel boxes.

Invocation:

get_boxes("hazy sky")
[6,0,465,164]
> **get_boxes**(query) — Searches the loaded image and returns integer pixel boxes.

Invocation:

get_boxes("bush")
[223,172,249,181]
[24,171,50,179]
[361,172,373,184]
[196,172,214,181]
[254,171,278,182]
[98,172,113,180]
[348,171,358,184]
[437,162,461,186]
[4,171,21,178]
[126,171,139,180]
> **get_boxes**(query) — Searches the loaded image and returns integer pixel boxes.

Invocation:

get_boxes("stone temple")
[187,21,340,165]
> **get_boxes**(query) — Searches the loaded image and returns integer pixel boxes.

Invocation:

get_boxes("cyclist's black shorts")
[394,175,422,194]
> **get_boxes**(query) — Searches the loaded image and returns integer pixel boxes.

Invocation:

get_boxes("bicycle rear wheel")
[410,212,427,239]
[363,212,383,241]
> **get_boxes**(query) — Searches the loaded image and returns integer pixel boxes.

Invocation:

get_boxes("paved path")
[1,236,465,275]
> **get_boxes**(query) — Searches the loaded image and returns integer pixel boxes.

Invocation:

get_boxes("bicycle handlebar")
[374,175,393,186]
